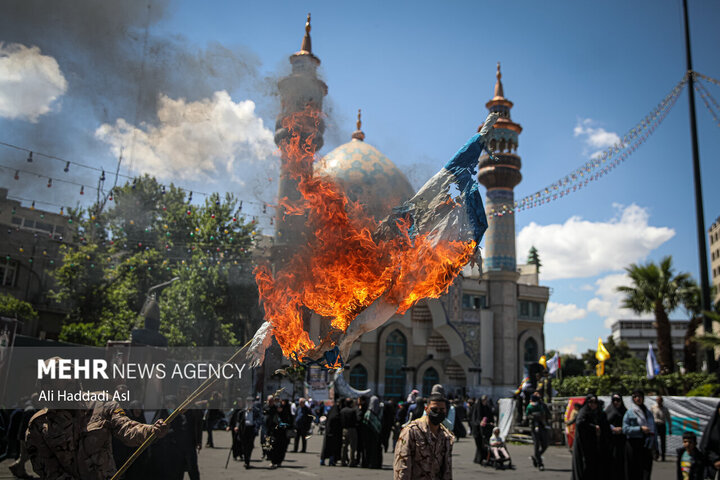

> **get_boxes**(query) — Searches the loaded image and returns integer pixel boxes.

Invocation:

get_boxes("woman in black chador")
[700,400,720,479]
[265,401,291,468]
[604,393,627,480]
[320,397,343,466]
[571,394,611,480]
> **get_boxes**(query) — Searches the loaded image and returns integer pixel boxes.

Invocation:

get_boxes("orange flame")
[255,108,476,360]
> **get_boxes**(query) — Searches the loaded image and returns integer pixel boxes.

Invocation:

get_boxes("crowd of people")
[2,384,720,479]
[569,390,720,480]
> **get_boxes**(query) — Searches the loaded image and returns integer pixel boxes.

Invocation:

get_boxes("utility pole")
[681,0,717,372]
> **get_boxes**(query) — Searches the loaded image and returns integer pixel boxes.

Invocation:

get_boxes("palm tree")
[617,256,690,373]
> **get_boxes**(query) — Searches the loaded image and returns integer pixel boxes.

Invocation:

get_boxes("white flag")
[646,343,661,379]
[546,352,560,376]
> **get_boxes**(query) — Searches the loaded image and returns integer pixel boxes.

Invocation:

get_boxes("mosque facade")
[264,17,549,399]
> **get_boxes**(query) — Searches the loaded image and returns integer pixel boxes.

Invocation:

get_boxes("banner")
[497,397,515,441]
[306,365,329,401]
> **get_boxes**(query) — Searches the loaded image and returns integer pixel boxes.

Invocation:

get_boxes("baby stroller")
[485,430,513,470]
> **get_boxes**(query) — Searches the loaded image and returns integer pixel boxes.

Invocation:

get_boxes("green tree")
[0,292,38,321]
[616,256,690,374]
[603,335,645,376]
[527,246,541,273]
[51,176,262,346]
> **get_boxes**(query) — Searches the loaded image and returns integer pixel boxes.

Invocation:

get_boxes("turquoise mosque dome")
[317,110,414,221]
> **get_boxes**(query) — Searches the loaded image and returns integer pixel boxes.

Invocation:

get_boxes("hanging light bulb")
[188,191,193,203]
[14,170,19,180]
[263,203,267,214]
[47,178,52,188]
[108,188,113,201]
[80,185,84,195]
[27,151,33,163]
[238,201,243,212]
[132,178,137,189]
[64,161,70,172]
[31,201,35,210]
[161,185,166,195]
[59,207,64,215]
[100,169,106,182]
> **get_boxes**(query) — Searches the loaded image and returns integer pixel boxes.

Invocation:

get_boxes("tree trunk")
[655,303,674,373]
[684,315,702,372]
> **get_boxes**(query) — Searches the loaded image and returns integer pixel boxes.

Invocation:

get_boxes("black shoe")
[530,456,537,468]
[244,464,251,469]
[539,464,545,471]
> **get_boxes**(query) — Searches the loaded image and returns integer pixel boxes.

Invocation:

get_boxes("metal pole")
[681,0,717,372]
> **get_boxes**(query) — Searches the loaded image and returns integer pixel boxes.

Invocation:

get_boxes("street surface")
[1,428,677,479]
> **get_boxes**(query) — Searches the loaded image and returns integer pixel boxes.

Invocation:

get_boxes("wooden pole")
[111,340,252,480]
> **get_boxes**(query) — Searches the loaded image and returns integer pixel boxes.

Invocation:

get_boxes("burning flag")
[247,109,499,368]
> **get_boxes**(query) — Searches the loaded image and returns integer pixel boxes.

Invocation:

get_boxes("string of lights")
[0,139,272,209]
[695,79,720,127]
[694,71,720,88]
[485,75,687,218]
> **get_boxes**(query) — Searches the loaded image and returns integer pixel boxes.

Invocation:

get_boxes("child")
[676,431,706,480]
[489,427,511,464]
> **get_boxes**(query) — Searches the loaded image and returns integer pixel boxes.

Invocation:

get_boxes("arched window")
[524,337,539,369]
[349,364,368,391]
[384,330,407,400]
[422,367,439,397]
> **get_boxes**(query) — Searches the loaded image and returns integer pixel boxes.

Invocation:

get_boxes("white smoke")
[95,91,277,183]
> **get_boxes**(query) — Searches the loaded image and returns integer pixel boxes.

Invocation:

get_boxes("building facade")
[710,216,720,304]
[610,318,687,362]
[0,188,72,339]
[260,18,549,399]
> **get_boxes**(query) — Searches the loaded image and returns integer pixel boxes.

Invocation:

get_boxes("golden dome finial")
[300,13,312,53]
[352,108,365,141]
[494,62,505,99]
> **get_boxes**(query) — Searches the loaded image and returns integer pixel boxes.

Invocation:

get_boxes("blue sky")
[1,0,720,356]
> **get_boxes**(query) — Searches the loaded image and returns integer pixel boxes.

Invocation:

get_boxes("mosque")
[263,16,549,399]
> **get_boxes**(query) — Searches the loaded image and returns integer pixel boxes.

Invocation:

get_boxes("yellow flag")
[596,337,610,362]
[539,355,547,369]
[596,361,605,376]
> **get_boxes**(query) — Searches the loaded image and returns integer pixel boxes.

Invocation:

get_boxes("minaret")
[263,15,327,395]
[273,13,328,264]
[477,63,523,271]
[477,63,523,388]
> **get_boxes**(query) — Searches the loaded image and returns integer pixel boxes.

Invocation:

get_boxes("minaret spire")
[494,62,505,99]
[300,13,312,54]
[351,108,365,141]
[292,13,319,64]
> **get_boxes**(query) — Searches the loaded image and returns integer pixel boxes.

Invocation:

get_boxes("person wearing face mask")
[393,390,454,479]
[622,389,656,480]
[604,393,627,480]
[571,393,611,480]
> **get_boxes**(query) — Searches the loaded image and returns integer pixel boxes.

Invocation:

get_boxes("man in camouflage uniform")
[393,391,454,480]
[24,357,168,480]
[25,400,168,480]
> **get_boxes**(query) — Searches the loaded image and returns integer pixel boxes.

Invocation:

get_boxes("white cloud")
[574,118,620,158]
[558,343,579,355]
[0,43,67,122]
[517,204,675,280]
[96,91,276,182]
[572,336,586,342]
[545,301,587,324]
[586,272,653,328]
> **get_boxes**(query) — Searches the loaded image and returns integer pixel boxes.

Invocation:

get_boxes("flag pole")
[681,0,716,372]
